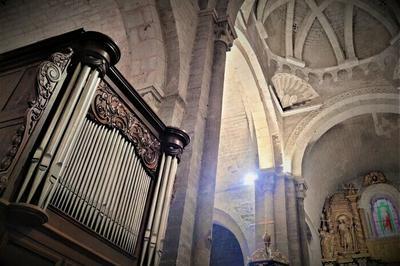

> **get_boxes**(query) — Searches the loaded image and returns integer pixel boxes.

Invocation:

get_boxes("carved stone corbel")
[295,178,308,199]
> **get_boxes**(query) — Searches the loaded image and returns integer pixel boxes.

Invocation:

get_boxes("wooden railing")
[0,30,189,265]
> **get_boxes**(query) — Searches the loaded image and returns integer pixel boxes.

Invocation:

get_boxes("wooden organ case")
[0,30,189,266]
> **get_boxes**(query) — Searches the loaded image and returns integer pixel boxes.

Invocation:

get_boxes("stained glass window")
[371,198,399,237]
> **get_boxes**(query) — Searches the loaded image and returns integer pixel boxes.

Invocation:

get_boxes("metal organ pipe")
[154,157,178,265]
[140,154,166,266]
[140,127,190,266]
[146,155,173,265]
[41,69,101,208]
[16,62,83,203]
[49,120,156,254]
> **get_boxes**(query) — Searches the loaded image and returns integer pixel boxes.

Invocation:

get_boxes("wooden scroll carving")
[88,82,161,173]
[0,49,73,192]
[28,49,73,133]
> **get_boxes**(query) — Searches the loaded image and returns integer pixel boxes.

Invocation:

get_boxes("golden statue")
[319,225,335,259]
[337,216,353,253]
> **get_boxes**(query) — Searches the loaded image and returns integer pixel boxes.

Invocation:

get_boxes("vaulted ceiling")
[256,0,400,68]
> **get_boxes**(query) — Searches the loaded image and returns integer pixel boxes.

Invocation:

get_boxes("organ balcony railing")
[0,30,189,265]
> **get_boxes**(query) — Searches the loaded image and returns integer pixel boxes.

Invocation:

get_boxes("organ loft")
[0,1,399,266]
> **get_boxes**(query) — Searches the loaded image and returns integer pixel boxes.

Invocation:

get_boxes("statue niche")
[319,183,369,265]
[337,215,354,253]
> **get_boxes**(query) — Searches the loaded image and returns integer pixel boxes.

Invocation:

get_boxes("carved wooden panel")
[0,49,73,195]
[88,81,161,173]
[0,65,39,173]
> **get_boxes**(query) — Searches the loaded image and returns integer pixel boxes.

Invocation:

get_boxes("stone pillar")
[274,173,289,257]
[159,9,220,266]
[191,15,236,266]
[295,178,310,266]
[255,171,275,250]
[286,176,302,266]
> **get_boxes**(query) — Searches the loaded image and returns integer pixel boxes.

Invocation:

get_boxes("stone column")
[255,171,276,250]
[160,9,233,266]
[286,176,302,266]
[295,178,310,266]
[191,15,236,266]
[274,173,289,257]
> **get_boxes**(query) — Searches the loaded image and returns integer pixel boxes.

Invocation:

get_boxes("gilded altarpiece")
[319,172,400,265]
[319,184,369,265]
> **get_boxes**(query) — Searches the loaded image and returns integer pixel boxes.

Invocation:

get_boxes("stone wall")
[0,0,131,77]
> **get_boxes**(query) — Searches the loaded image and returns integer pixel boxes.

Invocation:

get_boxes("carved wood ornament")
[363,171,387,187]
[319,183,369,265]
[88,82,161,173]
[0,49,73,192]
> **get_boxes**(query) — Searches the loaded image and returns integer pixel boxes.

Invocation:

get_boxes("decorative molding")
[271,73,319,109]
[28,49,73,134]
[362,171,387,187]
[284,86,398,155]
[0,125,25,181]
[253,4,400,84]
[88,81,161,172]
[79,31,121,77]
[0,49,73,192]
[163,127,190,161]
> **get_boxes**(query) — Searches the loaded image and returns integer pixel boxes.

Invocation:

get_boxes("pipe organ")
[0,30,189,266]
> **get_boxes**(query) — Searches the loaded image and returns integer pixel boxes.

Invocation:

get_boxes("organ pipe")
[140,127,190,266]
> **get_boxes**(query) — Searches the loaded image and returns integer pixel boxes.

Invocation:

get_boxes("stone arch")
[155,0,180,97]
[109,0,167,107]
[156,0,199,126]
[322,72,334,83]
[213,208,250,263]
[229,27,279,169]
[284,91,400,176]
[211,224,245,266]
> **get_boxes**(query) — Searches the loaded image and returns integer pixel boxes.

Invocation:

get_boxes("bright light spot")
[283,159,291,173]
[244,172,258,185]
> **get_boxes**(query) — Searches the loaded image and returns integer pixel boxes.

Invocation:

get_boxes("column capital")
[214,16,237,51]
[162,127,190,161]
[295,178,308,199]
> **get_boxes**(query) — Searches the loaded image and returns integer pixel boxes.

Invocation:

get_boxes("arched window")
[371,198,400,237]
